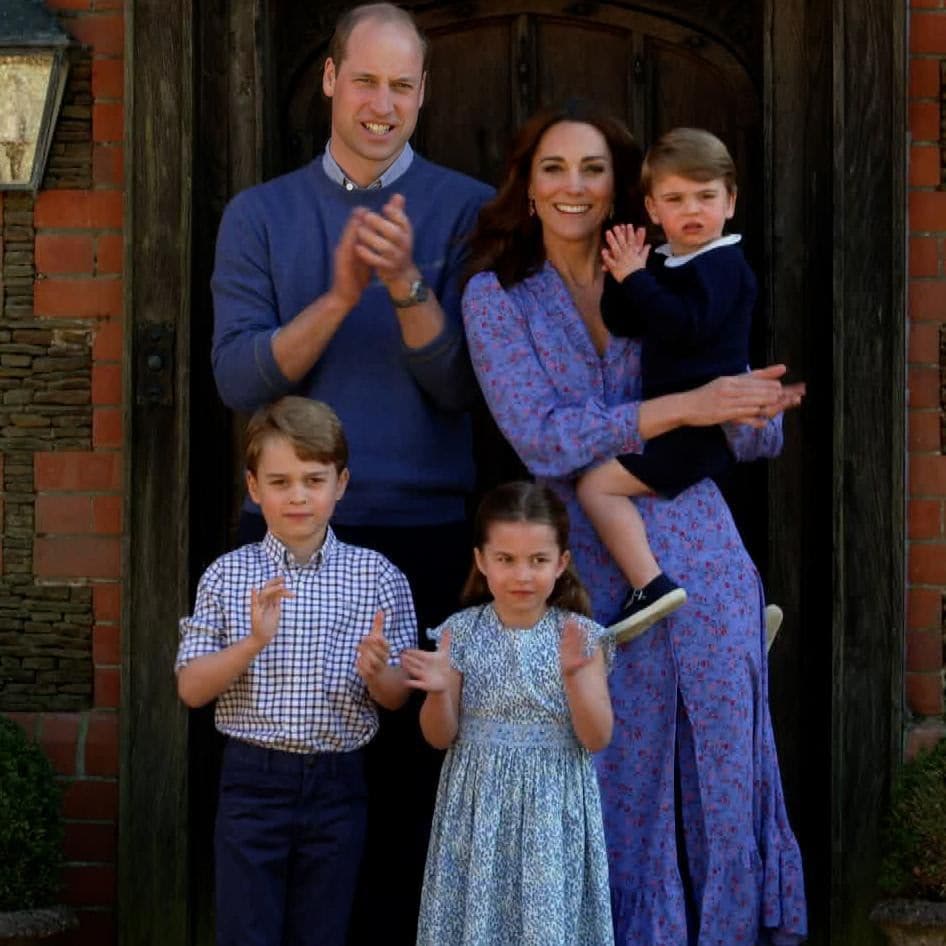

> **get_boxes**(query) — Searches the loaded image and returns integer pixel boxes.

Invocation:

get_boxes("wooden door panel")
[649,43,741,140]
[416,23,514,184]
[647,40,758,239]
[534,21,634,122]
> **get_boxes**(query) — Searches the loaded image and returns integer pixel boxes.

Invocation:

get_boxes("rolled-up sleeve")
[175,565,229,671]
[402,196,487,411]
[211,194,294,412]
[377,562,418,663]
[402,317,476,412]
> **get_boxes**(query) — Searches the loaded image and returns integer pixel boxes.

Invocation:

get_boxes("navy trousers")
[236,512,471,946]
[214,738,367,946]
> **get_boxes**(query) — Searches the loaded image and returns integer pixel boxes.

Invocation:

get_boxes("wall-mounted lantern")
[0,0,70,191]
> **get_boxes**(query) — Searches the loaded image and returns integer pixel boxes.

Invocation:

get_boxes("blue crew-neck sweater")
[212,155,493,527]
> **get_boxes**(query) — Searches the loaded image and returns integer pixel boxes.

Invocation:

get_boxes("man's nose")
[370,84,393,114]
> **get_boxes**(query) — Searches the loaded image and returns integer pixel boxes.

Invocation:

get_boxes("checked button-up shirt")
[176,527,417,753]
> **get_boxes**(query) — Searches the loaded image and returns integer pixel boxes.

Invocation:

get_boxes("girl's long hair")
[464,99,643,289]
[460,481,592,618]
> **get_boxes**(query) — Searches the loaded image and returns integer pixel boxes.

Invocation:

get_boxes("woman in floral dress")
[460,101,808,945]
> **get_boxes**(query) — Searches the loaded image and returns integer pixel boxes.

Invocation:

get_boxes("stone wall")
[0,64,96,711]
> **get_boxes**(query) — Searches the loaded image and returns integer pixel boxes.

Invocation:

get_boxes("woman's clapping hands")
[685,364,805,428]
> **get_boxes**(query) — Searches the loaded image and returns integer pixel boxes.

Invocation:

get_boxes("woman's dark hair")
[465,100,643,288]
[461,481,592,617]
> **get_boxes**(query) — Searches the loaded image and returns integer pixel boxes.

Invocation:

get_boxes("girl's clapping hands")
[402,630,454,693]
[559,619,594,678]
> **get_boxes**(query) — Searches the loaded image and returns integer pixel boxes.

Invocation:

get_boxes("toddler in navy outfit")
[175,396,416,946]
[577,128,777,643]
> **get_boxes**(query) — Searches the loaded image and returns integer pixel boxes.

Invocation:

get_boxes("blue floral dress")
[415,604,615,946]
[462,265,808,946]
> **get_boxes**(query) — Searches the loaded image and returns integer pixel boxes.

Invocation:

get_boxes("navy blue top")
[211,154,493,527]
[602,240,755,399]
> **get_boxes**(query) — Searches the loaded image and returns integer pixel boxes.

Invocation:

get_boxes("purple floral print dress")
[462,264,807,946]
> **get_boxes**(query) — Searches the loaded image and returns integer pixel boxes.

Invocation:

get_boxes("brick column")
[907,0,946,757]
[2,3,126,943]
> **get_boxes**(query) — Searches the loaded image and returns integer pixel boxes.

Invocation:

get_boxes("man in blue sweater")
[210,4,492,943]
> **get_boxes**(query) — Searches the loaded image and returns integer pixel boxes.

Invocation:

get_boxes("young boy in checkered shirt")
[175,396,415,946]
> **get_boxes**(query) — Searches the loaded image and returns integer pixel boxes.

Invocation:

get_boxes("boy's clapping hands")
[356,610,391,682]
[356,610,410,710]
[250,576,294,646]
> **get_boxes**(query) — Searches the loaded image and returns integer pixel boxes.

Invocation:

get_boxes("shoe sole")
[605,589,688,645]
[765,604,784,652]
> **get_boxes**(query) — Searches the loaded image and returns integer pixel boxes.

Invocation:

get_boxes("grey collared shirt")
[322,140,415,191]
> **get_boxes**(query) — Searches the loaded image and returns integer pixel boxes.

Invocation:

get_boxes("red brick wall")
[907,0,946,758]
[3,2,124,942]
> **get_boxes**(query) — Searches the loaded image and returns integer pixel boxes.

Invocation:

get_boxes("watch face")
[392,279,428,307]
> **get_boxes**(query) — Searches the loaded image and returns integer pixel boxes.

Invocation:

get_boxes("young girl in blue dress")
[401,481,615,946]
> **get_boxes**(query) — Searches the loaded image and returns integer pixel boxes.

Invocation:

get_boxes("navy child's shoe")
[606,573,687,644]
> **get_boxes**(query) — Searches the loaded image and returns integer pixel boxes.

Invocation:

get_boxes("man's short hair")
[327,2,429,70]
[641,128,737,195]
[245,397,349,474]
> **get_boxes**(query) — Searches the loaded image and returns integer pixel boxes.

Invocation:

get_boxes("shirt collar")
[655,233,742,268]
[261,526,337,569]
[322,141,414,192]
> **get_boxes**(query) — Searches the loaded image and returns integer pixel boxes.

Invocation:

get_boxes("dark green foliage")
[878,737,946,901]
[0,716,63,911]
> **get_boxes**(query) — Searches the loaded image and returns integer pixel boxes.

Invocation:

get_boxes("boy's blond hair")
[245,397,348,474]
[641,128,737,196]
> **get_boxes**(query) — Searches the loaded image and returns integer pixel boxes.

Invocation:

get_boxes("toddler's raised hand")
[250,576,293,647]
[356,609,391,683]
[601,224,650,282]
[560,619,594,678]
[401,630,453,693]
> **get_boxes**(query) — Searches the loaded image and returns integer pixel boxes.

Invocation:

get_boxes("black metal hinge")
[135,322,174,406]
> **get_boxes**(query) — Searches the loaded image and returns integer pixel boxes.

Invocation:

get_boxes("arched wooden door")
[133,0,908,943]
[189,2,822,943]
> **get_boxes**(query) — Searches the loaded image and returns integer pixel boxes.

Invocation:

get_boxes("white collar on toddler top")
[655,233,742,268]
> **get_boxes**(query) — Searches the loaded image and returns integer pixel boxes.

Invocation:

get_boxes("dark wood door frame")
[120,1,192,943]
[121,1,906,944]
[765,0,906,942]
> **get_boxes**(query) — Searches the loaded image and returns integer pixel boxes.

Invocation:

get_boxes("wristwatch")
[389,278,429,308]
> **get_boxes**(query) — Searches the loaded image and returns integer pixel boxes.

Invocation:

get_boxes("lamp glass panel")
[0,52,55,186]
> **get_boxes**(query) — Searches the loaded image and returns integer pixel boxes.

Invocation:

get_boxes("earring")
[528,195,535,217]
[608,203,615,221]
